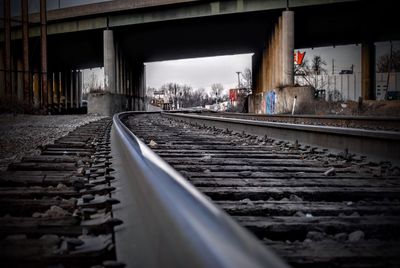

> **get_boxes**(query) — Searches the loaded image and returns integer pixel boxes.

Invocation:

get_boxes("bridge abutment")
[252,10,295,114]
[88,29,146,116]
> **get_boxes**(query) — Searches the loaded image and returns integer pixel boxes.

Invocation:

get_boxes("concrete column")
[115,43,120,93]
[70,71,74,108]
[282,10,294,86]
[59,71,65,112]
[278,16,282,87]
[48,73,53,111]
[33,68,40,109]
[75,71,79,108]
[54,72,59,112]
[62,71,68,111]
[120,53,124,94]
[104,30,116,93]
[361,42,375,100]
[17,58,23,103]
[123,58,126,95]
[0,47,4,100]
[78,71,82,108]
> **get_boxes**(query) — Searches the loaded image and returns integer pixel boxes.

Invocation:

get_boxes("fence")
[295,72,400,101]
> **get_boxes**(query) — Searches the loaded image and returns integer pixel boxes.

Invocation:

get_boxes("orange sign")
[294,51,306,65]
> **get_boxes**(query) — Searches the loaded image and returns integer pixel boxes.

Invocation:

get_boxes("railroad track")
[122,112,400,268]
[201,111,400,131]
[2,111,399,268]
[0,118,124,268]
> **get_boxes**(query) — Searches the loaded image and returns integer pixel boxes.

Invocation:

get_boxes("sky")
[145,54,253,92]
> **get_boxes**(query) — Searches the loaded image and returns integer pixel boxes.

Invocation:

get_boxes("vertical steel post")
[22,0,30,109]
[40,0,48,111]
[4,0,12,103]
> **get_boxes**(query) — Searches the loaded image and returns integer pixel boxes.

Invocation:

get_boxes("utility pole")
[332,59,335,75]
[236,71,241,89]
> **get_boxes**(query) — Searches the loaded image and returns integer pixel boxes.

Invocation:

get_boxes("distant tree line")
[147,82,228,108]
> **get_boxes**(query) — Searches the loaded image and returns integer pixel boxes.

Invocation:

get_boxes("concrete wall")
[88,92,127,116]
[249,86,314,114]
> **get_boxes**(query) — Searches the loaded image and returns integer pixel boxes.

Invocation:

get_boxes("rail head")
[164,112,400,141]
[111,111,289,268]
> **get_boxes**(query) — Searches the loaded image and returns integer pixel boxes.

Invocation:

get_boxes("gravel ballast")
[0,114,106,171]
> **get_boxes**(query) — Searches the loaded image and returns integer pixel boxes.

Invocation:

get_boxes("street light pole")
[236,71,241,89]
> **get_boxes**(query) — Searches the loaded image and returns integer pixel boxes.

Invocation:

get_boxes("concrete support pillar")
[47,73,53,111]
[122,60,126,95]
[70,71,74,109]
[33,68,40,109]
[75,71,79,108]
[78,71,82,108]
[120,54,124,94]
[361,42,375,100]
[54,72,60,112]
[104,30,116,93]
[62,71,68,111]
[0,47,4,100]
[59,71,65,112]
[282,10,294,86]
[17,59,23,103]
[115,43,120,94]
[278,16,282,87]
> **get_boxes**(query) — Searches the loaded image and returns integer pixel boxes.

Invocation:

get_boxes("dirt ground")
[298,100,400,117]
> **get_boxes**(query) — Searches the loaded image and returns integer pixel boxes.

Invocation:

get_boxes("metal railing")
[111,111,290,268]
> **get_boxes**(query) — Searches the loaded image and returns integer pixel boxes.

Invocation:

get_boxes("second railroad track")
[123,112,400,268]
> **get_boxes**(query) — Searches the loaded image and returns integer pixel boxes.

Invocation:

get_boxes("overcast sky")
[145,54,253,92]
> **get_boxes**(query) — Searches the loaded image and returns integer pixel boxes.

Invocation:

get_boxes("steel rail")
[111,111,290,268]
[163,112,400,164]
[202,111,400,130]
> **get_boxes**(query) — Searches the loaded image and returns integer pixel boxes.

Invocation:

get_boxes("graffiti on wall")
[265,90,276,114]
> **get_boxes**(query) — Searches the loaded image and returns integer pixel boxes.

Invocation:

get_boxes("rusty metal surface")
[3,0,12,103]
[22,0,30,109]
[40,0,47,111]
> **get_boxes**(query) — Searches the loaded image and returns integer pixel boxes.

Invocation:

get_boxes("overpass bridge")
[0,0,398,114]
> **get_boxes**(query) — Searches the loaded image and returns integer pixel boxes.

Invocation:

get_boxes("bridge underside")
[0,0,398,114]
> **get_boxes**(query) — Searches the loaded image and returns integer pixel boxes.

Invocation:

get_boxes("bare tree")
[295,55,328,91]
[210,83,224,100]
[241,67,252,94]
[377,49,400,72]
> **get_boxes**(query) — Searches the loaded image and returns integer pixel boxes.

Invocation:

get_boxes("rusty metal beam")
[4,0,11,103]
[22,0,30,109]
[40,0,48,111]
